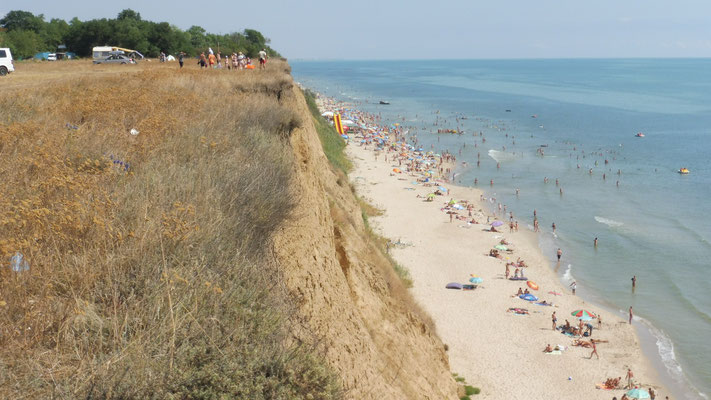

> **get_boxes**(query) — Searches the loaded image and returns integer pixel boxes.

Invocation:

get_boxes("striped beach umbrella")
[570,309,597,319]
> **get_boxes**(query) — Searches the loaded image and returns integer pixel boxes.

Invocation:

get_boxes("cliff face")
[272,84,458,399]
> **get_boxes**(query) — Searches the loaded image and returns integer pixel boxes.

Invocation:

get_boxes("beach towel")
[535,302,552,306]
[509,277,528,281]
[545,350,562,355]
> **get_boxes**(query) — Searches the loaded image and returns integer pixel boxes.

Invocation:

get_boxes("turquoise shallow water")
[292,59,711,399]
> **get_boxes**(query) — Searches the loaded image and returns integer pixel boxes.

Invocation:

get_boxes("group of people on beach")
[317,93,671,400]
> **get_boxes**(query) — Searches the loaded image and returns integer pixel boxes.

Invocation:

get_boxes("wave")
[562,264,574,284]
[594,216,624,227]
[487,149,516,163]
[634,316,709,400]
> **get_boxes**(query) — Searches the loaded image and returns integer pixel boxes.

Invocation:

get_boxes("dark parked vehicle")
[93,54,137,65]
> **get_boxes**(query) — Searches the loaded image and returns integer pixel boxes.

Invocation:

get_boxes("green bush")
[302,89,352,174]
[465,385,481,395]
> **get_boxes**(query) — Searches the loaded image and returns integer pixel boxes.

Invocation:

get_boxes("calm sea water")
[292,59,711,399]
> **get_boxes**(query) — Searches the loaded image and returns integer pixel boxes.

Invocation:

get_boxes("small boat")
[379,100,390,105]
[678,168,690,174]
[635,132,645,137]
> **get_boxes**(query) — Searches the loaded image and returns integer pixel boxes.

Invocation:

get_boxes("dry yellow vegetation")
[0,60,340,398]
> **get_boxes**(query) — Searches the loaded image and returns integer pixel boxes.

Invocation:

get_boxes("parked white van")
[0,48,15,76]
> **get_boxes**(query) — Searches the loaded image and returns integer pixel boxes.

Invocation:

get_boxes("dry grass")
[0,60,340,399]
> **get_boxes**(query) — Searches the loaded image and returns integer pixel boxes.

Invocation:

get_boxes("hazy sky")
[5,0,711,59]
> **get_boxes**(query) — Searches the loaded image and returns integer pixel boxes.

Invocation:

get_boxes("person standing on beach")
[594,237,598,247]
[552,222,557,233]
[629,306,633,324]
[589,339,599,359]
[570,280,577,295]
[556,248,562,262]
[626,368,634,389]
[631,275,636,289]
[552,311,557,330]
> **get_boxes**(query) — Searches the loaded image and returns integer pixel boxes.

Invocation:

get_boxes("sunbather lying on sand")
[572,339,593,348]
[507,308,529,315]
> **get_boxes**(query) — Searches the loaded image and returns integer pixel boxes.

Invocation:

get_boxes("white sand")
[347,143,669,399]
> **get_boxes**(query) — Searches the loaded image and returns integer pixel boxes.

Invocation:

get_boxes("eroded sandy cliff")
[272,84,458,399]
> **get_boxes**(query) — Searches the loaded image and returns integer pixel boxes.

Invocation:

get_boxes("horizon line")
[288,56,711,62]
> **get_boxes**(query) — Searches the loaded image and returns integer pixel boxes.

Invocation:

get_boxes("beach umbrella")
[446,282,463,290]
[625,388,651,399]
[570,310,597,319]
[520,294,538,301]
[494,244,508,251]
[491,220,504,227]
[469,276,483,284]
[437,186,449,192]
[427,193,436,198]
[393,168,401,173]
[578,316,593,321]
[321,111,334,117]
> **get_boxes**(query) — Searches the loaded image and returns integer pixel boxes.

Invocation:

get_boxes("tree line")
[0,9,279,60]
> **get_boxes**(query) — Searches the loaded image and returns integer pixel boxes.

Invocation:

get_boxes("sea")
[291,59,711,399]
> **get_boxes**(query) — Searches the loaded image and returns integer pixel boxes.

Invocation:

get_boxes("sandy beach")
[342,127,670,399]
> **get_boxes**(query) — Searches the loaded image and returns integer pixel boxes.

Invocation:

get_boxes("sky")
[5,0,711,59]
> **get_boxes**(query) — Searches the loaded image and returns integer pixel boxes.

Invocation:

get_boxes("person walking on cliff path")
[178,52,184,68]
[259,48,267,70]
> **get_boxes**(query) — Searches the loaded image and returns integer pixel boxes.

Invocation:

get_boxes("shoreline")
[347,143,671,399]
[315,95,675,399]
[477,188,701,400]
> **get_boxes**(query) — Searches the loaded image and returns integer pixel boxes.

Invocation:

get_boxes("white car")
[0,48,15,76]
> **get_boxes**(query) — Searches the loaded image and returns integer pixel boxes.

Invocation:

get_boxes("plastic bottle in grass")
[10,252,29,272]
